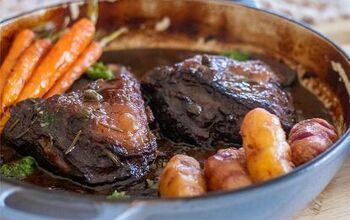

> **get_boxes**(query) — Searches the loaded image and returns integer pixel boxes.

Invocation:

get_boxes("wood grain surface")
[296,157,350,220]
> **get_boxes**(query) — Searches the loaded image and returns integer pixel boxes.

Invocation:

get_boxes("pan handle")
[0,181,211,220]
[0,181,133,220]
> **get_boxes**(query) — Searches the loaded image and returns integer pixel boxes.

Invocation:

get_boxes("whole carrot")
[44,27,128,98]
[0,29,35,106]
[0,110,10,134]
[17,18,95,102]
[44,42,102,97]
[1,39,52,112]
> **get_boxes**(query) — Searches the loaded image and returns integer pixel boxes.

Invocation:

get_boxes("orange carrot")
[17,18,95,102]
[44,42,102,97]
[0,29,35,107]
[1,39,52,111]
[44,27,128,98]
[0,110,10,134]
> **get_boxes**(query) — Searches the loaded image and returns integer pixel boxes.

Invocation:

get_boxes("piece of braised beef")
[3,69,157,185]
[142,55,296,147]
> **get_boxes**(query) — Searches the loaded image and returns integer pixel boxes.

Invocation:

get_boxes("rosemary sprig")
[15,117,39,139]
[105,149,125,167]
[8,119,20,132]
[65,130,82,155]
[15,128,30,139]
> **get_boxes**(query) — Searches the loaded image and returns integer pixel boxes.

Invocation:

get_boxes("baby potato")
[288,118,338,165]
[159,154,206,198]
[204,148,252,191]
[240,108,294,183]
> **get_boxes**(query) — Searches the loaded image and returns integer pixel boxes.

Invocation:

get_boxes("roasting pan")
[0,0,350,219]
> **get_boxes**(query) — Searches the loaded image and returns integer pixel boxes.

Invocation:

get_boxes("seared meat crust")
[142,55,295,146]
[3,69,157,185]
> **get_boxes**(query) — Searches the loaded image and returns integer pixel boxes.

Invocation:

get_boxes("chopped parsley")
[107,190,130,200]
[86,62,113,80]
[39,111,53,128]
[220,50,251,61]
[146,179,159,190]
[0,156,37,179]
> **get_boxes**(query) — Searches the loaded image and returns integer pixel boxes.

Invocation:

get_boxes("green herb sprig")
[86,62,113,80]
[220,50,251,61]
[107,190,130,200]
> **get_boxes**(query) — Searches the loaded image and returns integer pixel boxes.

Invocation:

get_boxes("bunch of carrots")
[0,17,127,132]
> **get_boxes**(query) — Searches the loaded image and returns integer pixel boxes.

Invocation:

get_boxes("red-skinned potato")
[240,108,294,183]
[204,148,252,191]
[288,118,337,165]
[159,154,206,198]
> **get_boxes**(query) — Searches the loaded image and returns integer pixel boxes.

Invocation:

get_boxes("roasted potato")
[240,108,294,182]
[159,154,206,198]
[288,118,338,165]
[204,148,252,191]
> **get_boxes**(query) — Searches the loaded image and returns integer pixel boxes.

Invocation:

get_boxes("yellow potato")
[159,154,206,198]
[240,108,294,182]
[204,148,252,191]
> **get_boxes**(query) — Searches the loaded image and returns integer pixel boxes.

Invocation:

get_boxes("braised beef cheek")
[142,55,296,147]
[3,69,157,185]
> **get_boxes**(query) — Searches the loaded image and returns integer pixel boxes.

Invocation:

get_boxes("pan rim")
[1,0,350,204]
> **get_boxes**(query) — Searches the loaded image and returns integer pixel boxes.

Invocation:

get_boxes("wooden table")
[297,157,350,220]
[296,21,350,220]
